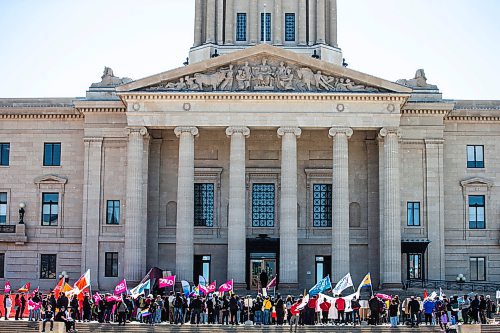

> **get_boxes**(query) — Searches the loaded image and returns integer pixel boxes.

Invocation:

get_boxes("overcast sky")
[0,0,498,100]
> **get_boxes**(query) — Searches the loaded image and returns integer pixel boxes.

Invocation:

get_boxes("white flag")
[332,273,354,295]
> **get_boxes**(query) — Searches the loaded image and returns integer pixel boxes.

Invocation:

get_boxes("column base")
[381,282,404,290]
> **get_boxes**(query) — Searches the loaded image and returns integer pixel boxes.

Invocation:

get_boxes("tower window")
[236,13,247,41]
[313,184,332,227]
[260,13,271,42]
[285,13,295,41]
[194,183,214,227]
[467,145,484,168]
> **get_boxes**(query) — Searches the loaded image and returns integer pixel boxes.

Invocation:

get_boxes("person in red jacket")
[319,298,331,324]
[335,295,346,324]
[289,299,301,332]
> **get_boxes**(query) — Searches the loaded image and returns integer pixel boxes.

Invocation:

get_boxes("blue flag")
[309,275,332,296]
[181,280,190,296]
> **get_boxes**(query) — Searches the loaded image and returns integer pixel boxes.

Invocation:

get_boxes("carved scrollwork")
[174,126,199,138]
[328,127,353,139]
[226,126,250,138]
[146,57,382,93]
[277,127,302,138]
[125,126,148,137]
[379,127,401,139]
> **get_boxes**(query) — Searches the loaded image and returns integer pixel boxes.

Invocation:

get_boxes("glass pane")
[475,146,484,162]
[407,203,413,226]
[236,13,246,41]
[316,262,323,284]
[467,146,475,162]
[470,258,478,280]
[313,184,332,227]
[260,13,271,41]
[414,203,420,226]
[53,143,61,165]
[478,258,485,280]
[44,144,53,165]
[194,183,214,227]
[0,193,6,203]
[252,184,275,227]
[202,262,210,282]
[0,144,9,166]
[285,13,295,41]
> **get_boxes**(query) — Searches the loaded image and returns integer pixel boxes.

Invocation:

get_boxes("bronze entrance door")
[249,253,276,290]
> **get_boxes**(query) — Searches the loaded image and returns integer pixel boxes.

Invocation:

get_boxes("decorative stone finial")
[396,69,438,90]
[91,67,132,88]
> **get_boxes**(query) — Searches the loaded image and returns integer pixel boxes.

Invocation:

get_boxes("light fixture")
[19,202,25,224]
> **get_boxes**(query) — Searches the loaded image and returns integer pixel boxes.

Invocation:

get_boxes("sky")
[0,0,499,100]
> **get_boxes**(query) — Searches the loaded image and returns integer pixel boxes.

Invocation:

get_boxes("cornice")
[0,113,82,120]
[401,109,450,115]
[118,92,409,103]
[445,115,500,123]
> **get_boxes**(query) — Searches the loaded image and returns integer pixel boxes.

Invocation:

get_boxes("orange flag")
[18,282,30,293]
[54,278,65,299]
[73,269,90,295]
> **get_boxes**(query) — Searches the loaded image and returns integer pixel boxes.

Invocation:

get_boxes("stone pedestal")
[124,127,149,283]
[174,126,199,282]
[379,127,402,287]
[226,126,250,284]
[329,127,352,282]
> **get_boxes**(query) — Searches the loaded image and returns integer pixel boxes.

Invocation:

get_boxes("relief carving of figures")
[146,57,381,93]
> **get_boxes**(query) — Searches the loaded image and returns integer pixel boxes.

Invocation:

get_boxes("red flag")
[4,281,11,294]
[73,269,90,294]
[159,275,176,288]
[18,282,30,293]
[78,287,89,301]
[53,277,65,299]
[32,286,39,296]
[267,276,277,289]
[218,279,233,293]
[207,281,217,293]
[424,289,428,299]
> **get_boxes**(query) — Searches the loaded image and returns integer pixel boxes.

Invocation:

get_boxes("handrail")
[405,279,500,293]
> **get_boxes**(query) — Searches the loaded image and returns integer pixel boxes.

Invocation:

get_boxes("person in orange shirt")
[319,298,331,324]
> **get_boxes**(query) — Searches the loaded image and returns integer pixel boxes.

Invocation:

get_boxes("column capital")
[379,127,401,139]
[277,127,302,138]
[174,126,199,138]
[226,126,250,138]
[328,127,353,139]
[125,126,148,137]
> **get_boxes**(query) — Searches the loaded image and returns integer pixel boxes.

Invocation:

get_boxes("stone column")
[249,0,258,44]
[425,139,445,280]
[81,137,103,288]
[328,127,353,282]
[146,139,162,270]
[273,0,283,45]
[298,0,307,45]
[217,0,225,44]
[316,0,326,44]
[226,126,250,285]
[329,0,338,46]
[174,126,199,282]
[124,127,149,283]
[308,0,316,46]
[278,127,301,285]
[379,127,402,287]
[225,0,234,44]
[206,0,216,43]
[194,0,203,46]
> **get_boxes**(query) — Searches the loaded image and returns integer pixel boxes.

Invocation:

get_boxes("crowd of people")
[0,290,498,332]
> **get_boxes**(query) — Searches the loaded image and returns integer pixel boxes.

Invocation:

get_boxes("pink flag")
[208,281,216,293]
[267,276,277,289]
[159,275,176,288]
[106,295,123,302]
[218,279,233,292]
[198,283,209,295]
[93,292,102,304]
[114,279,127,295]
[4,281,10,293]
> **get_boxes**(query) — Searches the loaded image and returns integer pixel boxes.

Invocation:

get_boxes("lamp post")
[456,274,466,291]
[59,271,69,284]
[18,202,25,224]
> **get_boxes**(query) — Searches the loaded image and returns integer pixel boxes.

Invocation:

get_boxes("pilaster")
[206,0,216,43]
[194,0,203,46]
[316,0,326,44]
[328,127,353,282]
[174,126,199,282]
[224,0,234,45]
[273,0,283,45]
[329,0,338,46]
[278,127,301,285]
[249,0,258,44]
[298,0,307,45]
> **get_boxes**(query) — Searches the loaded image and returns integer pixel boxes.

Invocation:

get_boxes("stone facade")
[0,3,499,292]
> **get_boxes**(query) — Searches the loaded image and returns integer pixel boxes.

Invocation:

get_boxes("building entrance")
[250,253,276,290]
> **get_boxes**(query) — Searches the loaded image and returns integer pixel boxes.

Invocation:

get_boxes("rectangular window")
[40,254,57,279]
[313,184,332,227]
[470,257,486,281]
[236,13,247,41]
[106,200,120,225]
[285,13,295,41]
[105,252,119,277]
[315,256,331,284]
[0,143,10,166]
[0,253,4,278]
[260,13,271,41]
[407,202,420,226]
[469,195,485,229]
[467,145,484,168]
[194,255,211,285]
[408,253,422,279]
[194,183,214,227]
[252,183,275,227]
[0,192,6,225]
[41,192,59,226]
[43,143,61,166]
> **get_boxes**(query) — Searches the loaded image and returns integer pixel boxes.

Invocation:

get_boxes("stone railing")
[0,224,27,244]
[406,279,500,293]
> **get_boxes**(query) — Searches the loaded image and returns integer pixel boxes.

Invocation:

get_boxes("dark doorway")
[246,237,279,290]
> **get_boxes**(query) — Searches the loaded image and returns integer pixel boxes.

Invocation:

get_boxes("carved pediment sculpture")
[91,67,132,88]
[145,58,382,93]
[397,69,438,90]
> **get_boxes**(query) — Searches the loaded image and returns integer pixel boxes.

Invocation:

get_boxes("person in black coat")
[368,296,380,325]
[275,295,285,325]
[20,294,26,320]
[260,271,268,290]
[229,295,239,325]
[408,296,421,327]
[56,293,69,312]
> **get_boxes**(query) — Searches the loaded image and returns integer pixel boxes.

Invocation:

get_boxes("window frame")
[43,142,61,167]
[40,254,57,279]
[0,253,4,279]
[0,143,10,166]
[312,183,332,227]
[41,192,59,226]
[407,201,421,227]
[408,253,423,280]
[0,192,7,225]
[251,183,276,227]
[468,195,485,229]
[236,13,247,42]
[105,252,119,277]
[469,257,486,281]
[466,145,484,169]
[106,200,120,225]
[194,183,215,227]
[284,13,296,42]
